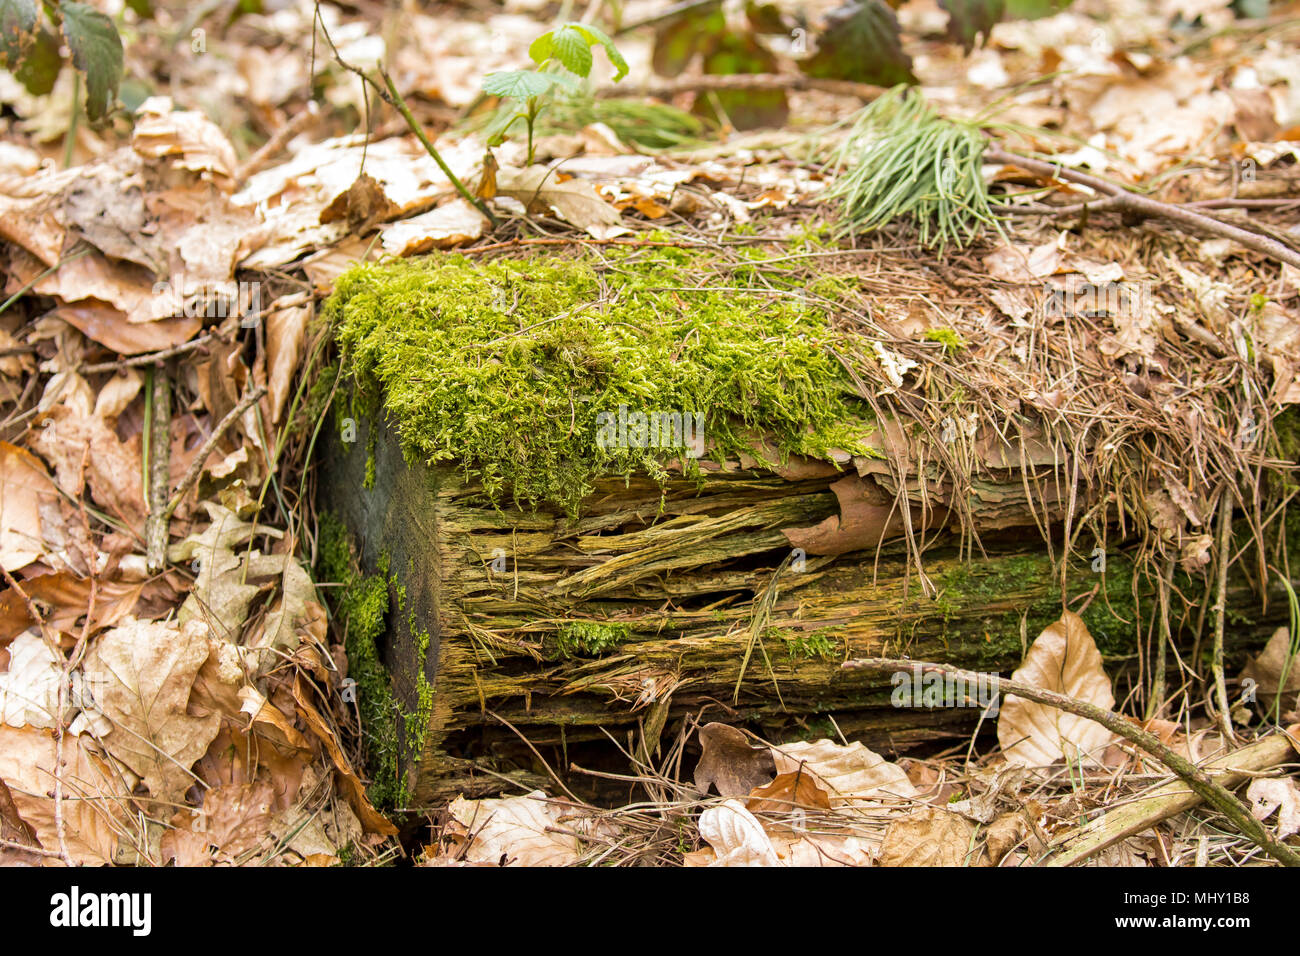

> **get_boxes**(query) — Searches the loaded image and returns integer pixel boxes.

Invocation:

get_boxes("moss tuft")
[551,620,630,658]
[324,248,874,514]
[317,513,408,808]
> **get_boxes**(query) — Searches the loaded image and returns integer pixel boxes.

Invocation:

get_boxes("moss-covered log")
[313,248,1289,807]
[317,416,1282,806]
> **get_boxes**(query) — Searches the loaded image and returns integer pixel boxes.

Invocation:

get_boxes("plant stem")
[379,69,497,225]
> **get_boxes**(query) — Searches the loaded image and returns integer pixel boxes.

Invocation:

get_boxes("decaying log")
[318,416,1283,805]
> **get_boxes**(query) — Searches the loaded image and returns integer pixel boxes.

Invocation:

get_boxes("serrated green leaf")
[13,21,58,95]
[482,69,566,100]
[941,0,1005,52]
[550,25,594,77]
[571,23,628,81]
[0,0,38,68]
[800,0,916,86]
[59,0,123,122]
[528,30,553,66]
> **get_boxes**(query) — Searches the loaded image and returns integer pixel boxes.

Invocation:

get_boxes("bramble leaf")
[800,0,916,86]
[59,0,123,121]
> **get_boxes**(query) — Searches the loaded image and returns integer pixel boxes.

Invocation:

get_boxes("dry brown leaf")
[1246,777,1300,838]
[1240,626,1300,718]
[693,722,775,797]
[0,571,144,642]
[496,165,628,239]
[998,611,1118,768]
[83,618,221,803]
[265,298,310,425]
[160,780,276,866]
[0,776,41,865]
[746,769,833,814]
[0,441,63,572]
[379,198,489,256]
[769,738,917,806]
[132,97,239,190]
[0,725,131,864]
[292,674,397,836]
[878,807,979,866]
[447,790,602,866]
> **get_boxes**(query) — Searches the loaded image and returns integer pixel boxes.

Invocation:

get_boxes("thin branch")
[842,656,1300,866]
[985,147,1300,271]
[163,385,268,521]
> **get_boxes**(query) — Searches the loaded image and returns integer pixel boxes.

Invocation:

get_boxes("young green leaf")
[58,0,123,121]
[482,69,563,100]
[570,23,628,82]
[532,24,594,77]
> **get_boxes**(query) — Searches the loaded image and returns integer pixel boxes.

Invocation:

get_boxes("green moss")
[923,328,967,352]
[783,629,838,661]
[316,514,416,809]
[405,615,435,766]
[324,248,875,514]
[551,620,630,659]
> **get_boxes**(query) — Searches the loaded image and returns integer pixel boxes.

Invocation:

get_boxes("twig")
[163,385,268,521]
[841,656,1300,866]
[597,73,885,102]
[312,3,495,226]
[79,333,218,375]
[985,147,1300,271]
[236,103,321,185]
[145,366,172,573]
[1211,492,1237,744]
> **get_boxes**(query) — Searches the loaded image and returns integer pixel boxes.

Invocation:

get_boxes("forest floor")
[0,0,1298,867]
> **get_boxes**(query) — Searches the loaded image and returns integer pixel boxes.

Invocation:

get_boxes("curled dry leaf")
[998,611,1118,768]
[694,722,776,797]
[697,800,781,866]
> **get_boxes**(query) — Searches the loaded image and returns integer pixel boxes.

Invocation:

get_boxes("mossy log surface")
[319,418,1281,806]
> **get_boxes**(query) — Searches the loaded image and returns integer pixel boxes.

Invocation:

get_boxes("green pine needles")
[825,86,1006,251]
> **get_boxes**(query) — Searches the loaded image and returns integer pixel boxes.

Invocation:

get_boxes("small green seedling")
[482,22,629,164]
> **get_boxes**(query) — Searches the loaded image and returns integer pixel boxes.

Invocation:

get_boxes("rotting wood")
[319,416,1286,805]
